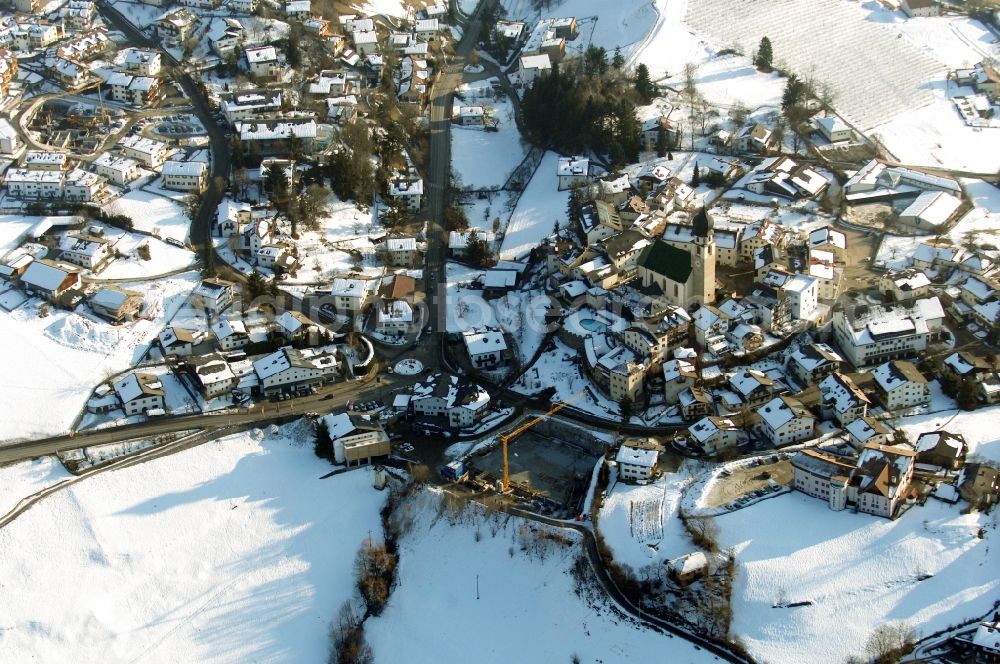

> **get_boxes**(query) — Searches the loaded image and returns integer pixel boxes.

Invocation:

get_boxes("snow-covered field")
[451,97,527,190]
[598,467,696,573]
[365,489,720,663]
[105,189,190,243]
[871,95,1000,172]
[949,180,1000,260]
[874,232,933,270]
[499,151,566,261]
[719,492,999,663]
[285,195,381,284]
[0,427,387,663]
[502,0,659,58]
[0,456,71,517]
[898,403,1000,464]
[91,229,198,280]
[0,272,199,442]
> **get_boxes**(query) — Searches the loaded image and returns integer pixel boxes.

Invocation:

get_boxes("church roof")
[638,239,692,284]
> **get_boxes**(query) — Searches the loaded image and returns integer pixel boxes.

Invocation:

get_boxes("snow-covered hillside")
[718,492,999,663]
[365,490,720,663]
[0,427,387,663]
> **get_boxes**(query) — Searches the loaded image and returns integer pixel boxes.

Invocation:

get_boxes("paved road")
[509,507,748,663]
[0,371,419,464]
[424,0,494,337]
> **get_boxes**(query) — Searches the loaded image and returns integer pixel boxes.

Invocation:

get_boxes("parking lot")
[703,457,792,509]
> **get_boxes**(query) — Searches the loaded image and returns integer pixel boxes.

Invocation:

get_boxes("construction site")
[456,415,607,517]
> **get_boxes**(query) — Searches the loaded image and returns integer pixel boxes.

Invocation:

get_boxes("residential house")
[274,310,319,343]
[662,358,697,403]
[114,372,165,415]
[788,342,843,386]
[808,226,847,261]
[59,230,114,270]
[122,48,161,76]
[121,135,169,168]
[381,236,420,267]
[409,373,491,429]
[688,416,747,455]
[158,325,201,356]
[236,119,317,156]
[915,431,967,470]
[221,90,283,123]
[729,369,775,409]
[154,8,198,45]
[19,259,79,302]
[679,386,713,421]
[942,351,993,381]
[872,360,930,411]
[819,372,870,426]
[518,53,551,87]
[184,354,237,398]
[668,552,708,586]
[845,416,893,450]
[89,286,142,323]
[327,277,375,314]
[92,153,141,186]
[958,463,1000,508]
[815,115,853,142]
[734,123,774,153]
[191,278,234,314]
[212,317,250,351]
[374,300,413,336]
[462,327,508,369]
[162,160,207,192]
[388,175,423,211]
[557,156,590,190]
[900,0,939,17]
[253,346,339,395]
[615,444,658,483]
[325,412,391,466]
[879,269,932,302]
[758,395,815,446]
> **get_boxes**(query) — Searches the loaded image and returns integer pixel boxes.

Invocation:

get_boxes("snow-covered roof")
[20,260,75,292]
[819,373,869,414]
[212,317,247,339]
[245,46,277,63]
[845,416,890,444]
[237,120,317,141]
[90,286,135,311]
[872,360,926,392]
[114,372,163,403]
[900,191,962,227]
[758,395,811,431]
[557,156,589,177]
[463,327,507,356]
[615,445,657,468]
[163,160,205,177]
[519,53,551,71]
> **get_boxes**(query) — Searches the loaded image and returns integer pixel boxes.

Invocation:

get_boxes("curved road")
[97,0,231,269]
[511,507,748,663]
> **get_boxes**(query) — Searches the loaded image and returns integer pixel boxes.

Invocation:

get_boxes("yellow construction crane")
[500,391,587,493]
